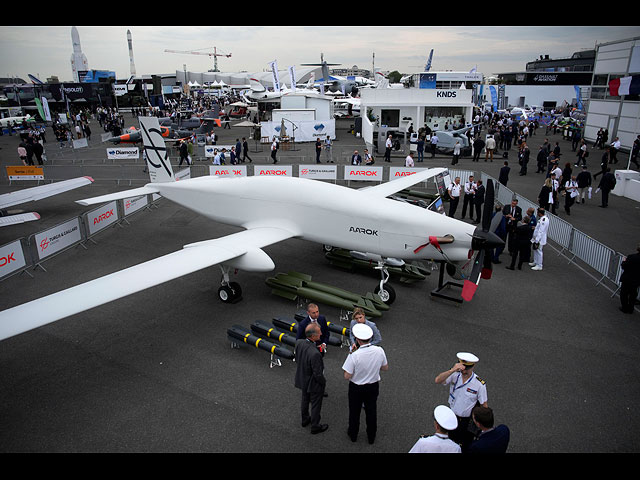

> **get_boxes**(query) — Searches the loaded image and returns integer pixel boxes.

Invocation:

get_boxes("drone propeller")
[461,179,504,301]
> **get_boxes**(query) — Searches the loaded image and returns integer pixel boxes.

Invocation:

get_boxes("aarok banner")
[0,239,28,280]
[86,201,119,236]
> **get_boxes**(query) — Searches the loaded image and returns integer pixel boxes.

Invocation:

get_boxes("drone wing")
[358,168,446,198]
[0,226,295,341]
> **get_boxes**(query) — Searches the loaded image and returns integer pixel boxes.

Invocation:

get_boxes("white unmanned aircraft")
[0,117,503,341]
[0,176,94,226]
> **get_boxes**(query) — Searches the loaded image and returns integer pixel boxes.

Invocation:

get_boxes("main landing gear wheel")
[218,282,242,303]
[218,266,242,303]
[374,283,396,305]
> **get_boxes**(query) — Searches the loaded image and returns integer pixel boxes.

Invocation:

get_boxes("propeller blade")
[462,250,484,301]
[481,248,493,279]
[481,179,495,232]
[489,211,504,233]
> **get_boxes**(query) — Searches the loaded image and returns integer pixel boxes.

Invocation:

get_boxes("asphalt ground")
[1,113,639,454]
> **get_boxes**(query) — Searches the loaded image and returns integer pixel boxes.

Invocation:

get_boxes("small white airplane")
[0,114,36,128]
[0,176,94,226]
[0,117,503,341]
[244,77,319,102]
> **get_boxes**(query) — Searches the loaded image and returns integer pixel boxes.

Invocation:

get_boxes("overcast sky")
[1,25,639,82]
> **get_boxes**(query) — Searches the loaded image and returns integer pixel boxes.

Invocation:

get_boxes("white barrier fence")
[481,172,633,302]
[0,193,160,281]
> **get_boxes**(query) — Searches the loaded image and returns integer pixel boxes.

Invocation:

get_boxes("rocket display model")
[70,26,88,82]
[127,29,136,76]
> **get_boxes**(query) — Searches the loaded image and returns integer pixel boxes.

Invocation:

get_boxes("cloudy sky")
[1,25,639,82]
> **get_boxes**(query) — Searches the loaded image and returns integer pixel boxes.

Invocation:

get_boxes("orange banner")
[6,166,44,180]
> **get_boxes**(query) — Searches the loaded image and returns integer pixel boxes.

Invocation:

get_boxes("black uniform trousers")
[620,281,639,313]
[348,381,379,442]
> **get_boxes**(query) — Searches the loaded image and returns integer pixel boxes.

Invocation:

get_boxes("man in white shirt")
[447,177,462,218]
[485,135,496,162]
[342,323,389,444]
[610,137,621,164]
[430,133,439,157]
[461,175,476,221]
[409,405,461,453]
[434,352,488,450]
[405,152,414,167]
[384,135,392,162]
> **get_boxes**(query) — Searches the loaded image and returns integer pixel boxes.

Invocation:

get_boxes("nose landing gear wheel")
[374,283,396,305]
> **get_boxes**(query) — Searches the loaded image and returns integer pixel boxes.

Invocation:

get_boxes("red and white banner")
[34,217,82,260]
[389,167,428,179]
[86,201,119,236]
[298,165,337,180]
[209,165,247,177]
[255,165,293,177]
[0,239,27,279]
[123,195,148,216]
[344,166,383,181]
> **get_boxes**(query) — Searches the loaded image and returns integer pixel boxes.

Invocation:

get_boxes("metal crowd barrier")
[0,193,162,282]
[481,172,634,303]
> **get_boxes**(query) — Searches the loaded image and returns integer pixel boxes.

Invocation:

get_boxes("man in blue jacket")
[465,406,510,453]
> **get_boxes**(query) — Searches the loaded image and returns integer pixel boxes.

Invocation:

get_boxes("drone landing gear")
[430,261,463,304]
[373,261,396,305]
[218,265,242,303]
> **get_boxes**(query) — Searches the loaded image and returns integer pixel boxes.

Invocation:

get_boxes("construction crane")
[164,47,232,72]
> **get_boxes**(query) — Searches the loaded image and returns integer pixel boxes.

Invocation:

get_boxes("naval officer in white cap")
[434,352,488,448]
[342,323,389,444]
[408,405,461,453]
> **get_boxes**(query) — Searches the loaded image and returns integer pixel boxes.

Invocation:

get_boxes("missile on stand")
[227,324,294,360]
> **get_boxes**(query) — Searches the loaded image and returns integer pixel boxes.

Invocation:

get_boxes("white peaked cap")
[434,405,458,431]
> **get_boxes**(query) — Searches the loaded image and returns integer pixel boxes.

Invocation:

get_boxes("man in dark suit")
[351,150,362,165]
[597,167,617,208]
[498,161,510,186]
[465,406,510,453]
[619,244,640,314]
[294,323,328,434]
[506,216,534,270]
[473,179,485,224]
[296,303,330,354]
[502,199,522,254]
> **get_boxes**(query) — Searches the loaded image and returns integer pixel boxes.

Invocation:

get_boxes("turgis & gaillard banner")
[33,217,82,261]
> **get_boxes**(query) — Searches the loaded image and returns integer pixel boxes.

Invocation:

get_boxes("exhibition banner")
[123,195,148,216]
[298,165,337,180]
[175,168,191,181]
[254,165,293,177]
[34,217,82,260]
[204,145,235,157]
[344,166,383,181]
[389,167,428,179]
[86,201,119,236]
[209,166,247,177]
[7,166,44,181]
[260,120,336,143]
[0,239,27,279]
[106,147,139,160]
